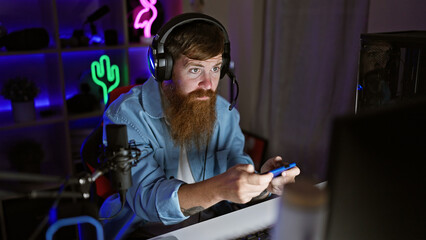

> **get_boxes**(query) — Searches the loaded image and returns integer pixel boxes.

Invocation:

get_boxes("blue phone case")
[268,162,296,178]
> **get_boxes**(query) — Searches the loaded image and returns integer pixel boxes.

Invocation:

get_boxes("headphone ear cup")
[220,58,230,79]
[220,42,231,79]
[163,53,174,80]
[147,47,173,82]
[155,52,173,82]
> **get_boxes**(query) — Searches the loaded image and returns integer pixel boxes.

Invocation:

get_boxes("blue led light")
[0,99,51,112]
[90,35,104,45]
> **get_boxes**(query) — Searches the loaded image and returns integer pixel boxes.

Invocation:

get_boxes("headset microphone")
[228,70,239,111]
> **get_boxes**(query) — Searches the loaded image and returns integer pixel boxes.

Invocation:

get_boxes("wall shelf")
[0,0,166,180]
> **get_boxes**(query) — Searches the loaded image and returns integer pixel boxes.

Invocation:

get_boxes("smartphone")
[264,162,297,178]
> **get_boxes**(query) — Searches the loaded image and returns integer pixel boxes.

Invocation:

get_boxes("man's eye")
[189,68,200,74]
[212,66,220,72]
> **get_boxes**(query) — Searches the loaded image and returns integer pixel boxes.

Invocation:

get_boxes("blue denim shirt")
[99,77,253,239]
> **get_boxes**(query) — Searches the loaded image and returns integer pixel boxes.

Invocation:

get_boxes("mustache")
[187,89,216,99]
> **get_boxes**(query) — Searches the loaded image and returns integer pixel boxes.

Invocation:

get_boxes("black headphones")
[148,12,239,110]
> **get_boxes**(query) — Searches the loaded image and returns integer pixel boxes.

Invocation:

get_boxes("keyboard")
[235,227,273,240]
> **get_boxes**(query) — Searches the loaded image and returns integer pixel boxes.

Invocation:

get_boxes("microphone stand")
[0,168,111,240]
[0,137,141,239]
[0,169,106,200]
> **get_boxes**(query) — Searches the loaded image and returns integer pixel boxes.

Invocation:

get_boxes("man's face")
[171,54,222,97]
[161,54,222,149]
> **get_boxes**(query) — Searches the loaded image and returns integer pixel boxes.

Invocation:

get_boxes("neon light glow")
[91,55,120,105]
[133,0,158,38]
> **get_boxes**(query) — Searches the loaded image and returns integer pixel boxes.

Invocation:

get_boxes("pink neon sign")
[133,0,158,38]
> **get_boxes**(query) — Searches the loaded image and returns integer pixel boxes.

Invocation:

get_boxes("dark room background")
[0,1,425,239]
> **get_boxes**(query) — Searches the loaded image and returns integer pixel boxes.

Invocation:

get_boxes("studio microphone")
[106,124,134,205]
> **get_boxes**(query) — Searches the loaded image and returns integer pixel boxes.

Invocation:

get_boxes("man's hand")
[213,164,273,204]
[178,164,273,216]
[261,156,301,195]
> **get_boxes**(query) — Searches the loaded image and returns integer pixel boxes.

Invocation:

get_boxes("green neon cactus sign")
[91,55,120,105]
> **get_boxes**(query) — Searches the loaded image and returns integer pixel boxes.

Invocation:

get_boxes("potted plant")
[1,76,40,122]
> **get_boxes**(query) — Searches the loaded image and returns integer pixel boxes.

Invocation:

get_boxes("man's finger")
[247,172,273,185]
[234,164,255,173]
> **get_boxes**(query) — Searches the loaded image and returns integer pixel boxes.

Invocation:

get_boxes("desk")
[149,197,280,240]
[150,182,327,240]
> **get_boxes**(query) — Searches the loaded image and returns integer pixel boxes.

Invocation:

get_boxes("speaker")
[147,12,231,82]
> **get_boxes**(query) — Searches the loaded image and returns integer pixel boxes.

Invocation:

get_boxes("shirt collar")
[142,76,164,119]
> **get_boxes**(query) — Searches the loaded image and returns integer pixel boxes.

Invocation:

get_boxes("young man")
[100,13,300,239]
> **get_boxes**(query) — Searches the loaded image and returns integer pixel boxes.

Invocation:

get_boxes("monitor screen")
[325,98,426,240]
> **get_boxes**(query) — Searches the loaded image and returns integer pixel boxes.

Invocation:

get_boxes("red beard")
[162,83,217,150]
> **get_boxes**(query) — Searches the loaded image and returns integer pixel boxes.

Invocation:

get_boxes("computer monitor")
[325,98,426,240]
